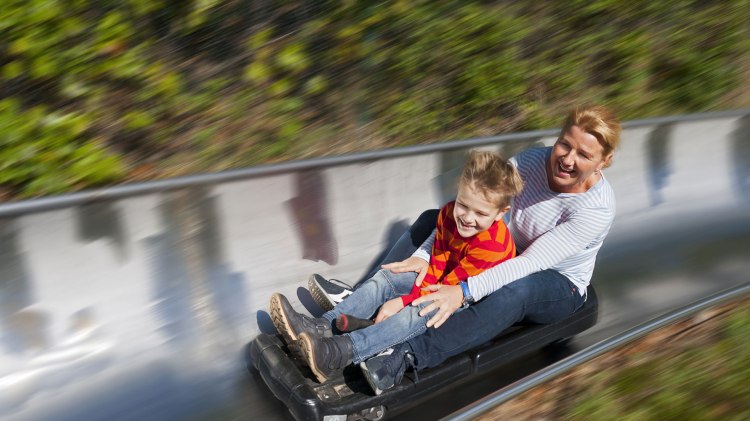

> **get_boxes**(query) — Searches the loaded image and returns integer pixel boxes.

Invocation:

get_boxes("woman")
[357,104,622,393]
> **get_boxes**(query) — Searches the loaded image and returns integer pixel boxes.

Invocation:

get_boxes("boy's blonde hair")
[459,150,523,208]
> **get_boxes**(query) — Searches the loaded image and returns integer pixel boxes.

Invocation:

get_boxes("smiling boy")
[397,155,521,310]
[270,151,523,382]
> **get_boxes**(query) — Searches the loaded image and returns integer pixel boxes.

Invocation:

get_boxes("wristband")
[460,281,475,306]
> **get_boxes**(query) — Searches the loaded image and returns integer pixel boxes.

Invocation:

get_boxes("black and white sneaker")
[308,274,354,312]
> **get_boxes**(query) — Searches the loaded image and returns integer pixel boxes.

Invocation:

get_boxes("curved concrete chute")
[0,110,748,420]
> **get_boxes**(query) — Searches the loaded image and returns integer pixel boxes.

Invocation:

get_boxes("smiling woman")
[357,105,623,394]
[548,106,620,194]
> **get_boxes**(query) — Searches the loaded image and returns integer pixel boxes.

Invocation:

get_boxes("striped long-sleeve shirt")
[414,147,616,301]
[401,201,516,306]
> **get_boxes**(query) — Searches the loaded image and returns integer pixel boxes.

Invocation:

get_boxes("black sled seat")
[248,285,598,421]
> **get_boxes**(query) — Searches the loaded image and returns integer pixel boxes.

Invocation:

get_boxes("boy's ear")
[494,206,511,221]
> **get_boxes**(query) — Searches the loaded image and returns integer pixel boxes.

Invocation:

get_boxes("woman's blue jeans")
[406,269,585,369]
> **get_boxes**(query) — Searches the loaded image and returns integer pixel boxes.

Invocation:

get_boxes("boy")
[269,150,523,383]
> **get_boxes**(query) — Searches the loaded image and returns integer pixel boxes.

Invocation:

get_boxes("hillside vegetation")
[479,296,750,420]
[1,0,748,198]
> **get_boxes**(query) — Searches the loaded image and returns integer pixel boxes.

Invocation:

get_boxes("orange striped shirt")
[401,201,516,306]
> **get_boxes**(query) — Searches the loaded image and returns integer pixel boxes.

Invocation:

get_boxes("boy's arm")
[402,206,449,305]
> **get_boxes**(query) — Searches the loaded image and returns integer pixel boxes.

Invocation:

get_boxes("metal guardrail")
[0,108,748,218]
[444,282,750,421]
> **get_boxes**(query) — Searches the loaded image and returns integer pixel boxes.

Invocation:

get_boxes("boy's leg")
[347,301,434,364]
[321,270,417,323]
[269,292,333,352]
[298,270,423,382]
[406,270,585,369]
[309,209,439,311]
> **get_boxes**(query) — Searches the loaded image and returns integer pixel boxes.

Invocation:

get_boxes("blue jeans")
[406,269,586,369]
[322,269,433,364]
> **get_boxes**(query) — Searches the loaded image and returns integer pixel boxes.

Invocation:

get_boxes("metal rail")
[444,282,750,421]
[0,108,748,218]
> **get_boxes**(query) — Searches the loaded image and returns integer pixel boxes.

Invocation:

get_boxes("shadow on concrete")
[286,170,339,265]
[75,201,128,262]
[731,115,750,201]
[646,123,673,206]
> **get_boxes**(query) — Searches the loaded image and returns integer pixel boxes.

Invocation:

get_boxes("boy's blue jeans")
[321,269,434,364]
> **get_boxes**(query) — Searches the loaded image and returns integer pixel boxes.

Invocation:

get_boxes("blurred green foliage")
[1,0,748,197]
[565,303,750,420]
[0,99,124,197]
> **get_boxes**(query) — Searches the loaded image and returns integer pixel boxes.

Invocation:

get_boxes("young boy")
[269,150,523,383]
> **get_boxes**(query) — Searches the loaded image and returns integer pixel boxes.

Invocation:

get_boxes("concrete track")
[0,110,749,420]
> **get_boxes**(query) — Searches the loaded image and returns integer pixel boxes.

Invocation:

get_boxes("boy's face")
[453,182,508,238]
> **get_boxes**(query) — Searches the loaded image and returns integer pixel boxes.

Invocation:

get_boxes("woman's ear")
[601,152,614,169]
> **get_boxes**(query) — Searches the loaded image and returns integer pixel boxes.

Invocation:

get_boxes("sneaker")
[308,274,354,312]
[298,332,353,383]
[359,343,417,395]
[270,293,332,350]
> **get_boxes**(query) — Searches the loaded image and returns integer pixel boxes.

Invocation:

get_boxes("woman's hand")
[382,256,429,286]
[374,297,405,323]
[411,284,463,328]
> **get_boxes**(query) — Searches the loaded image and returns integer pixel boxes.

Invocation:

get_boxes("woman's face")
[547,125,612,193]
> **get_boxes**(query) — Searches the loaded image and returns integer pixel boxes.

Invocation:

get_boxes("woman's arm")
[468,206,613,300]
[412,228,436,265]
[413,207,613,327]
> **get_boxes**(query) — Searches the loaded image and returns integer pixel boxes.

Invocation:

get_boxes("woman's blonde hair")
[460,150,523,208]
[561,105,622,167]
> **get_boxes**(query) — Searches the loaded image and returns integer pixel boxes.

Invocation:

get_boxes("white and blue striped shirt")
[414,147,616,300]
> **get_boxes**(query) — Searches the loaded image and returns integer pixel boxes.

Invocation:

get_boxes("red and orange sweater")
[401,201,516,306]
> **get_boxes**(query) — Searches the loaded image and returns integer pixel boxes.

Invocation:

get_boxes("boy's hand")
[374,297,405,324]
[412,284,463,328]
[382,256,429,287]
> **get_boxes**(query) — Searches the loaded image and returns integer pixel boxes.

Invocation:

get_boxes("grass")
[479,296,750,420]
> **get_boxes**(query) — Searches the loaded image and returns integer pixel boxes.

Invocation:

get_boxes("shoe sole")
[269,293,303,358]
[307,275,336,312]
[298,332,329,383]
[308,274,354,312]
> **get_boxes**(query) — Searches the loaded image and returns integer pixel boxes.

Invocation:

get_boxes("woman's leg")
[361,209,439,280]
[406,270,585,369]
